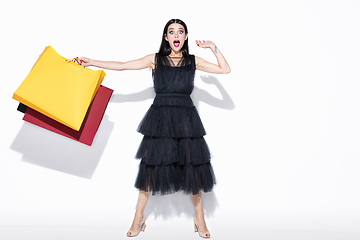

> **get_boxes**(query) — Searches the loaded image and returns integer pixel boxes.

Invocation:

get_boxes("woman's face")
[165,23,188,53]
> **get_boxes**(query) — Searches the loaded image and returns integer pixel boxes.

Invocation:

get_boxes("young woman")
[78,19,230,238]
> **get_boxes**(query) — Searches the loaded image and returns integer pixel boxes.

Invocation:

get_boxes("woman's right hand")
[75,57,92,67]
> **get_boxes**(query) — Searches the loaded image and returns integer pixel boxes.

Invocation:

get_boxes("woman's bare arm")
[78,53,155,71]
[195,40,231,74]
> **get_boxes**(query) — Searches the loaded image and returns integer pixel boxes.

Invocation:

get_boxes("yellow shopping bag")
[13,46,106,131]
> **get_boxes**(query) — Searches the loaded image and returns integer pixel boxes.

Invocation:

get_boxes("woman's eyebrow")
[168,27,184,31]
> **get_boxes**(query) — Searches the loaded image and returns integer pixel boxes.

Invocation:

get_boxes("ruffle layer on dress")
[137,105,206,138]
[136,136,211,165]
[135,161,216,195]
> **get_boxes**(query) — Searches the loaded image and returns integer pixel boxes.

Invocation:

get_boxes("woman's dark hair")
[158,19,189,57]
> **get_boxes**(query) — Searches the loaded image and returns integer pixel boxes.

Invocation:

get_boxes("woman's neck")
[169,50,183,57]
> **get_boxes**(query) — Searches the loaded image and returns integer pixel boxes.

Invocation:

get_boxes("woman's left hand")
[196,40,215,49]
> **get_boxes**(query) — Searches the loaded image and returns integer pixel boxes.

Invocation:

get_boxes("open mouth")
[173,40,180,48]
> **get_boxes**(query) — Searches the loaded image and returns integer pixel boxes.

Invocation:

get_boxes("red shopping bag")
[22,85,113,146]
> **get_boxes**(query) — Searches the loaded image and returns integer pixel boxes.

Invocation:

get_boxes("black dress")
[135,53,216,195]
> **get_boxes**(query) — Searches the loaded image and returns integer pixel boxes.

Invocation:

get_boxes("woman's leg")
[127,190,150,235]
[190,191,211,238]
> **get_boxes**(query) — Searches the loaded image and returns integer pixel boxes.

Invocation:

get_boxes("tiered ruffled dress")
[135,53,216,195]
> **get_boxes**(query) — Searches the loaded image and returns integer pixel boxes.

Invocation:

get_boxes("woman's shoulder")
[194,55,206,66]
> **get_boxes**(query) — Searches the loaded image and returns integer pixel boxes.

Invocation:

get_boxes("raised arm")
[195,40,231,74]
[77,53,155,71]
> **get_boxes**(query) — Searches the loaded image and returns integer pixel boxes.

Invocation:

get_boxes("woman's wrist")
[87,59,95,67]
[210,43,218,54]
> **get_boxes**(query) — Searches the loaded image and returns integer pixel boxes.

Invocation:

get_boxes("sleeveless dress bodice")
[153,54,195,95]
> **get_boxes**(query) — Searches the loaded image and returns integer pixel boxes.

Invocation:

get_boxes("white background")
[1,0,360,239]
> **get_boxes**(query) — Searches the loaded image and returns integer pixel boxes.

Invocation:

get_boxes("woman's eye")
[169,31,173,34]
[179,30,183,34]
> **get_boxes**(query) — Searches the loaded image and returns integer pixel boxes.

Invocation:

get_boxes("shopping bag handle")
[66,57,84,67]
